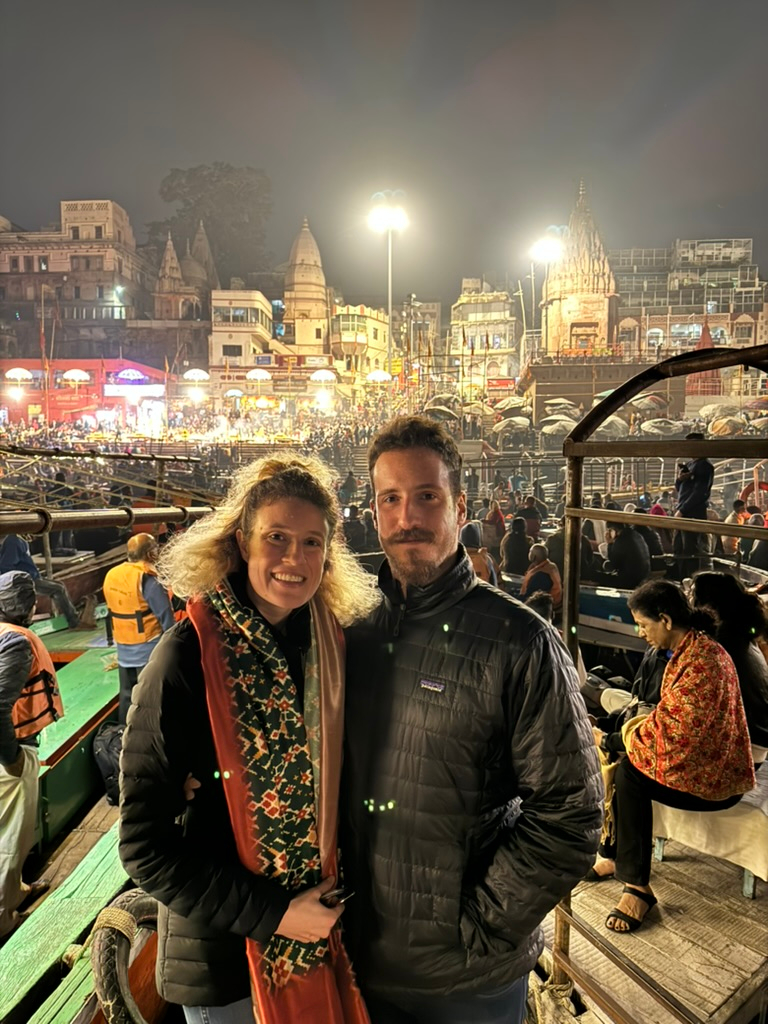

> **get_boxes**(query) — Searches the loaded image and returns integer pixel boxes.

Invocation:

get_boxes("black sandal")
[606,886,657,933]
[583,866,615,882]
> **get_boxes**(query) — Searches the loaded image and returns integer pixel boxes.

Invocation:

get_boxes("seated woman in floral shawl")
[119,453,378,1024]
[587,579,754,934]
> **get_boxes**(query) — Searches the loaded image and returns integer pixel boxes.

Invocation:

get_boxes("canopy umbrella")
[540,421,573,437]
[224,389,244,398]
[698,401,741,420]
[708,415,746,436]
[639,418,684,437]
[462,401,495,416]
[594,388,615,400]
[182,368,210,382]
[544,398,579,410]
[492,416,530,434]
[308,369,336,383]
[494,395,527,412]
[245,368,272,381]
[425,393,459,409]
[594,415,630,439]
[424,405,459,421]
[749,417,768,432]
[61,368,91,383]
[745,396,768,412]
[5,367,33,382]
[366,370,392,383]
[540,414,578,426]
[629,393,668,413]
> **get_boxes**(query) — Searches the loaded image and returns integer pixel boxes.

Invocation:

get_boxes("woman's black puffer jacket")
[119,619,290,1007]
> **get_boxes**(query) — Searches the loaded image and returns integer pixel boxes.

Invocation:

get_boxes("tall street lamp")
[529,234,564,356]
[368,193,409,381]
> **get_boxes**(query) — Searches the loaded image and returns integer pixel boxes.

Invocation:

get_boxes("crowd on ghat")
[0,411,767,1024]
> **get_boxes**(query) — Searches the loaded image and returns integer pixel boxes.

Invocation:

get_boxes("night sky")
[2,0,767,307]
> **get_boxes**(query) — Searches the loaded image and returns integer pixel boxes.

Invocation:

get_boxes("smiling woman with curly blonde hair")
[119,451,377,1024]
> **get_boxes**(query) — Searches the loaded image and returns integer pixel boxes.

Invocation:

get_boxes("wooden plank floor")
[543,840,768,1024]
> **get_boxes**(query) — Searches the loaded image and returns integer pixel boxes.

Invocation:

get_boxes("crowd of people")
[0,410,766,1024]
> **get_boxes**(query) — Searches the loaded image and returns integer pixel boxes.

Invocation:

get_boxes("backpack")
[93,722,124,805]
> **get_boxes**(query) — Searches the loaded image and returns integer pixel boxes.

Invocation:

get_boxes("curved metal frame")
[562,343,768,662]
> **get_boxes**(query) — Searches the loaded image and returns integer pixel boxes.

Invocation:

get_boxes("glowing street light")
[529,232,565,353]
[368,191,409,382]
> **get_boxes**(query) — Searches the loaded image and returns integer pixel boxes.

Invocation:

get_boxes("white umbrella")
[224,389,244,398]
[182,368,210,382]
[540,414,578,426]
[595,415,629,439]
[492,416,529,434]
[639,418,683,437]
[62,368,91,383]
[5,367,33,382]
[246,367,272,381]
[366,370,392,383]
[698,401,741,420]
[309,369,336,383]
[540,421,573,437]
[494,396,527,412]
[708,415,746,436]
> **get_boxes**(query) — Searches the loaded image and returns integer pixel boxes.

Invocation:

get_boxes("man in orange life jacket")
[103,533,174,724]
[0,571,63,937]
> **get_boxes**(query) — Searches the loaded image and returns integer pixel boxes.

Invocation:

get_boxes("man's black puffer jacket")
[119,619,290,1007]
[342,551,602,1000]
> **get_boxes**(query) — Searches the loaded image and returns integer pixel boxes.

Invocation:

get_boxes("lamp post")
[368,193,409,385]
[529,234,564,357]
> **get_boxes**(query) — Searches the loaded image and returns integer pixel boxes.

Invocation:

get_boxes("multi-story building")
[448,279,521,388]
[0,200,217,373]
[518,184,768,420]
[282,218,332,355]
[330,303,389,376]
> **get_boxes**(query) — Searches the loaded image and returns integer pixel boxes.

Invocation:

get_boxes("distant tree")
[147,163,272,285]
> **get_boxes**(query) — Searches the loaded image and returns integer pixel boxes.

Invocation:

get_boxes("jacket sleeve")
[141,574,176,632]
[463,627,603,951]
[0,633,33,766]
[119,626,291,941]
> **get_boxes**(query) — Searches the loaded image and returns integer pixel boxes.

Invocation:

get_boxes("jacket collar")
[377,545,478,618]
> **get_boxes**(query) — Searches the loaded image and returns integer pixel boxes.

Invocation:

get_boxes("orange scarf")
[188,587,369,1024]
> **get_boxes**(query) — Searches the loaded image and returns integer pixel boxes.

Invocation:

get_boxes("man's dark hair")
[368,416,463,497]
[733,499,746,511]
[524,590,554,622]
[685,431,705,441]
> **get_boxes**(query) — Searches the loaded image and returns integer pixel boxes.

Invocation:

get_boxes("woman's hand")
[183,773,201,801]
[275,877,344,943]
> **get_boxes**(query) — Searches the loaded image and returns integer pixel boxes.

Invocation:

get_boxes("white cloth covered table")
[653,766,768,882]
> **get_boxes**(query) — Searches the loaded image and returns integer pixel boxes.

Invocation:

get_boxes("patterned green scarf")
[207,579,327,985]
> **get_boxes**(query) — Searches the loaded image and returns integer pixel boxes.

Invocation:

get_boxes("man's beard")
[383,528,445,588]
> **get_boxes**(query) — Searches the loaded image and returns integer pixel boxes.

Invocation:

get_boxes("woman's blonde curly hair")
[156,451,379,626]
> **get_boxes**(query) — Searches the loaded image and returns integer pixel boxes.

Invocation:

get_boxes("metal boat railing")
[554,342,768,1019]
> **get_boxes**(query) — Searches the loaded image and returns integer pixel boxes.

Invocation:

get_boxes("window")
[71,227,80,240]
[222,344,242,357]
[97,285,104,299]
[315,327,322,339]
[10,257,18,272]
[373,328,378,340]
[39,256,48,271]
[95,226,103,239]
[24,257,33,272]
[735,324,753,341]
[74,286,81,299]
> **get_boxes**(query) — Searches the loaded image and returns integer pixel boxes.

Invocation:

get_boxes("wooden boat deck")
[542,841,768,1023]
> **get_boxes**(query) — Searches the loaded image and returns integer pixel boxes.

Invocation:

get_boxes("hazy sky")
[2,0,767,307]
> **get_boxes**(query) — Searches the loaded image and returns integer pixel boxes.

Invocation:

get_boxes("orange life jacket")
[520,558,562,608]
[104,560,163,645]
[1,622,64,740]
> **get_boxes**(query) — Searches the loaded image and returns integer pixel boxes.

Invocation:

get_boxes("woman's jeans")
[182,996,255,1024]
[363,974,529,1024]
